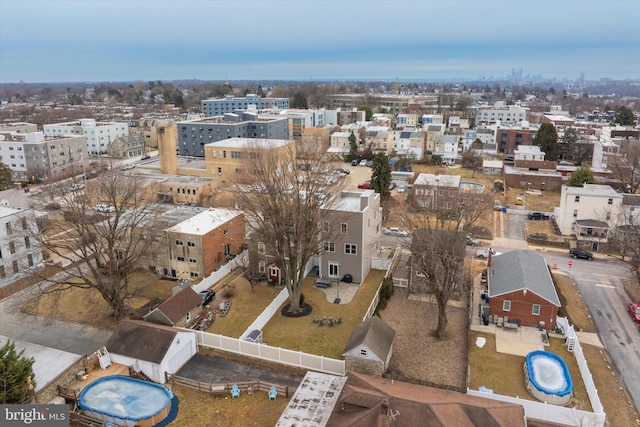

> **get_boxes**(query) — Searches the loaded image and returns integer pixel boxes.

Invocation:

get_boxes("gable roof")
[106,319,179,364]
[343,316,395,360]
[152,286,201,324]
[327,372,526,427]
[488,250,560,306]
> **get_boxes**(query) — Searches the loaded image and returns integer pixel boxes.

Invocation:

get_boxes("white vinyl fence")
[240,287,290,340]
[192,250,246,294]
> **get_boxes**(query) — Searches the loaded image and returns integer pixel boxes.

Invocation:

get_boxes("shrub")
[221,283,236,299]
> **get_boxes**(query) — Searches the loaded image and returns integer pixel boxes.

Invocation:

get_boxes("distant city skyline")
[1,0,639,84]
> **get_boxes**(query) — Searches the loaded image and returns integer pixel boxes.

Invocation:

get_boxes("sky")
[1,0,639,83]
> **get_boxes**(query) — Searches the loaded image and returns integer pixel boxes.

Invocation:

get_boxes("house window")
[360,348,367,356]
[573,209,578,218]
[5,222,12,234]
[24,236,30,248]
[176,239,184,245]
[574,196,580,202]
[190,272,199,278]
[0,266,4,279]
[341,223,348,234]
[321,221,329,232]
[329,262,339,277]
[9,241,15,254]
[258,260,266,273]
[21,218,27,230]
[503,300,511,311]
[189,258,197,263]
[532,304,541,315]
[258,242,265,254]
[606,212,611,220]
[323,241,335,252]
[188,241,195,247]
[345,244,357,255]
[217,167,222,175]
[223,229,229,235]
[607,198,613,205]
[177,256,185,262]
[186,312,191,322]
[12,260,18,274]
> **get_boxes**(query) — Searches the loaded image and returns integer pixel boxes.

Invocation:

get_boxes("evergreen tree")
[291,92,308,109]
[348,131,358,156]
[613,106,636,126]
[357,106,373,121]
[0,340,36,404]
[371,152,392,199]
[567,165,597,187]
[533,123,559,161]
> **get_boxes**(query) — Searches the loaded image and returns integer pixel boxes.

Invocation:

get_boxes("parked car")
[466,236,479,246]
[493,200,503,211]
[527,211,550,220]
[351,159,359,166]
[359,159,368,167]
[384,227,408,237]
[475,248,501,259]
[366,160,373,167]
[335,167,350,175]
[397,185,406,194]
[569,247,593,260]
[199,290,216,307]
[357,181,372,189]
[388,182,397,190]
[627,302,640,323]
[95,204,115,213]
[141,154,151,160]
[515,196,524,205]
[68,183,85,191]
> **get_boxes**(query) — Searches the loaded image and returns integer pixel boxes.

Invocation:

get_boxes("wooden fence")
[165,373,289,398]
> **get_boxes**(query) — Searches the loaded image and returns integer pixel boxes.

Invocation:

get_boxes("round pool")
[524,351,574,406]
[460,181,485,193]
[78,375,174,427]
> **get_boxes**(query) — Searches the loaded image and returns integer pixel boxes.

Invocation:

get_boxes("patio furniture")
[268,386,277,401]
[335,317,341,324]
[231,384,240,399]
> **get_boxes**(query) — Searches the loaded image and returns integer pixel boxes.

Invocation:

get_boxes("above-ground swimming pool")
[524,351,574,406]
[460,181,485,193]
[78,375,175,427]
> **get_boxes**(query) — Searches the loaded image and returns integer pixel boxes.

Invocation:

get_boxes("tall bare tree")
[608,196,640,287]
[405,188,490,338]
[233,141,347,313]
[608,139,640,194]
[34,170,163,319]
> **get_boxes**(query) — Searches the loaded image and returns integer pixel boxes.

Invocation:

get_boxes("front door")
[329,262,339,278]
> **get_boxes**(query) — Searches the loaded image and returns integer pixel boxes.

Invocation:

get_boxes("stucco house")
[343,316,395,376]
[105,320,197,384]
[487,250,561,331]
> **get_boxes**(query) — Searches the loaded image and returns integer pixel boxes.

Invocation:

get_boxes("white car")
[475,248,501,259]
[384,227,408,237]
[95,204,115,213]
[397,186,406,194]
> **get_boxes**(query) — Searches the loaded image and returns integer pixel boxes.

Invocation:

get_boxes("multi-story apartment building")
[554,184,623,250]
[336,110,366,126]
[301,127,330,152]
[494,122,538,154]
[176,112,288,157]
[475,104,528,125]
[0,131,87,181]
[165,208,245,279]
[43,118,128,156]
[412,174,462,210]
[328,94,438,114]
[204,137,294,184]
[0,122,38,134]
[201,94,289,117]
[0,205,43,288]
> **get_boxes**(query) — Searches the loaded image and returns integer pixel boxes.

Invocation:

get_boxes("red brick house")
[487,250,560,331]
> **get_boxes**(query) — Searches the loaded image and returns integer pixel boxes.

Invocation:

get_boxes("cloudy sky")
[1,0,639,83]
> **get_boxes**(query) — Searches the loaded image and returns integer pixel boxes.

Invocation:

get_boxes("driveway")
[176,353,305,389]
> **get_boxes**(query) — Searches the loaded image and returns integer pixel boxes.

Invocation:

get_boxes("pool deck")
[60,362,130,398]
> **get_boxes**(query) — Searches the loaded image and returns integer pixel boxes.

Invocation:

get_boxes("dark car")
[199,290,216,307]
[569,247,593,260]
[351,159,359,166]
[527,211,550,220]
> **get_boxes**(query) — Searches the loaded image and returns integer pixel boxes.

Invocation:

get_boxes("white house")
[105,320,197,384]
[328,131,354,155]
[514,145,545,161]
[554,184,623,250]
[0,205,43,288]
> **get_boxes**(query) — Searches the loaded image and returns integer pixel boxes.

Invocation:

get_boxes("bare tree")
[233,141,347,313]
[405,189,491,338]
[33,170,163,319]
[608,198,640,287]
[608,139,640,194]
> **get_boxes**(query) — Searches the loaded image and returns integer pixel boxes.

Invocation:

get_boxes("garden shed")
[342,316,395,377]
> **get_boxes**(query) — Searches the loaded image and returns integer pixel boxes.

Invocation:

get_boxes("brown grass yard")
[552,272,596,333]
[23,270,177,330]
[261,269,385,360]
[469,332,592,411]
[505,187,561,213]
[170,384,288,427]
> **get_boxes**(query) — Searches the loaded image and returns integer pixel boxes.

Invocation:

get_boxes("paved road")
[540,251,640,412]
[0,284,112,356]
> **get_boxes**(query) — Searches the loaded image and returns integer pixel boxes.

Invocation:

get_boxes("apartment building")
[421,114,444,126]
[514,145,545,161]
[396,114,418,128]
[494,122,538,154]
[166,208,245,279]
[201,94,289,117]
[204,137,294,184]
[412,174,462,210]
[0,131,87,181]
[0,205,43,288]
[0,122,38,134]
[176,112,288,157]
[475,104,528,125]
[328,94,438,114]
[43,118,128,155]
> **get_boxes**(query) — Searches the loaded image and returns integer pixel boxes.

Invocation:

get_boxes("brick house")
[487,250,560,331]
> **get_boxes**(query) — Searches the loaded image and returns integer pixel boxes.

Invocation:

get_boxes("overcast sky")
[1,0,639,83]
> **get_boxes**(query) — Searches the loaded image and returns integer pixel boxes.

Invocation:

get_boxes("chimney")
[487,248,493,267]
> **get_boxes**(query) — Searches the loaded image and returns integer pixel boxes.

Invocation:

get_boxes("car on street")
[68,183,85,191]
[141,154,151,160]
[527,211,550,220]
[515,196,524,205]
[359,159,369,167]
[569,247,593,260]
[397,185,406,194]
[475,248,501,259]
[199,290,216,307]
[357,181,372,189]
[384,227,408,237]
[493,200,503,211]
[466,236,479,246]
[627,302,640,323]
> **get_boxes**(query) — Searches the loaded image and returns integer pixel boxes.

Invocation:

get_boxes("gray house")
[343,316,395,376]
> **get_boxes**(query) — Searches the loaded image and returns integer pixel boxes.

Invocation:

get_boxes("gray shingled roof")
[488,250,560,306]
[106,320,178,364]
[575,219,609,228]
[343,316,395,360]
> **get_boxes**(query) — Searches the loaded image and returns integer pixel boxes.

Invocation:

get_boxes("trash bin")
[502,207,507,213]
